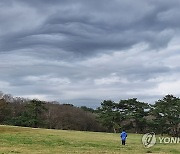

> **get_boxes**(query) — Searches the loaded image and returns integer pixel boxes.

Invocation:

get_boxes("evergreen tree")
[152,95,180,136]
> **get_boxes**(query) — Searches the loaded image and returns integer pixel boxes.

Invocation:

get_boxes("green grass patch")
[0,125,179,153]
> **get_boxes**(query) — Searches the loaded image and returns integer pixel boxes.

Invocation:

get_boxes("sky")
[0,0,180,108]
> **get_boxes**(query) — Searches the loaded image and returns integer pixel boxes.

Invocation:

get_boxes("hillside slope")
[0,125,179,154]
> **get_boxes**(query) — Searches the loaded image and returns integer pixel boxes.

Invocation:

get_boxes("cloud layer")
[0,0,180,107]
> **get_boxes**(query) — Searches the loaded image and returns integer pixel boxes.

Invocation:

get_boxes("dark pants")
[122,140,126,145]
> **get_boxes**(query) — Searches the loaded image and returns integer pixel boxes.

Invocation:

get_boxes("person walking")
[120,130,127,145]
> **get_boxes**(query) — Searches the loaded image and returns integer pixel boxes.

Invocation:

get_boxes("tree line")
[0,92,179,136]
[96,95,180,137]
[0,93,105,132]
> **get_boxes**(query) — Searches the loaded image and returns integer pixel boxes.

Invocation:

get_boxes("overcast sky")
[0,0,180,107]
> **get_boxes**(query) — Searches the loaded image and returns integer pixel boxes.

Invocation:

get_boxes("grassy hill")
[0,125,179,154]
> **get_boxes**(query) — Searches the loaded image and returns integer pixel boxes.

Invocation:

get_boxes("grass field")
[0,125,179,154]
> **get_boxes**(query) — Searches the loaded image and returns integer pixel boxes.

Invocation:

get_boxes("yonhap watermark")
[142,132,156,148]
[142,132,180,148]
[159,137,180,144]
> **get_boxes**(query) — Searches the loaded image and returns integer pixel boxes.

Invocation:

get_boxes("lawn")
[0,125,179,154]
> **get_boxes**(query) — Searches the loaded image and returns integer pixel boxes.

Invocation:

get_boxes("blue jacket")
[120,131,127,140]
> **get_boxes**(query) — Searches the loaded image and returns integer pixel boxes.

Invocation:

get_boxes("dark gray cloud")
[0,0,180,107]
[1,0,179,54]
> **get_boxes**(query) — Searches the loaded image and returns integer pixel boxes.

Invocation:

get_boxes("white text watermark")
[142,132,180,148]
